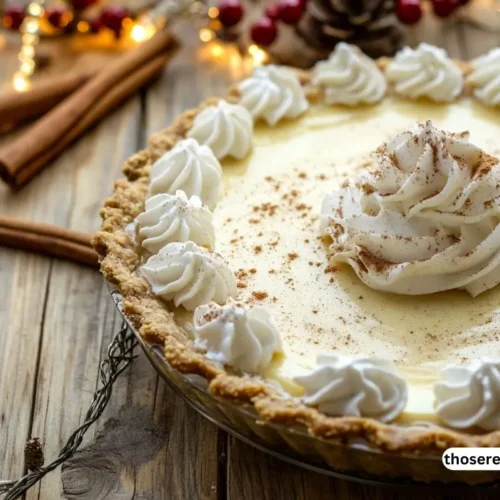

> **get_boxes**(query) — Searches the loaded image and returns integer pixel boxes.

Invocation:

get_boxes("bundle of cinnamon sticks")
[0,30,179,268]
[0,30,179,189]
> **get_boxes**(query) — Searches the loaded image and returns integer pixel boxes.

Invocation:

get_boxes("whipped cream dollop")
[136,190,215,254]
[467,48,500,107]
[313,42,386,106]
[321,121,500,296]
[141,241,237,311]
[237,65,309,126]
[434,360,500,430]
[386,43,463,102]
[187,100,253,160]
[193,301,282,373]
[148,138,222,209]
[294,354,407,422]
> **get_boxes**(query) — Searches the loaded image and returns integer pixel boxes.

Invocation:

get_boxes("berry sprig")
[217,0,308,47]
[396,0,470,25]
[2,0,133,39]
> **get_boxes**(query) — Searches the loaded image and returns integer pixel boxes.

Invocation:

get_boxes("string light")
[76,21,90,33]
[199,28,214,42]
[208,6,219,19]
[12,1,45,91]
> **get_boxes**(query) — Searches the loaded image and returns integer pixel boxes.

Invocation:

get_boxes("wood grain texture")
[0,16,499,500]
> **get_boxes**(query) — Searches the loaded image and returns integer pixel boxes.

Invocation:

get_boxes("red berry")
[265,4,280,21]
[396,0,422,25]
[432,0,460,18]
[277,0,304,25]
[100,5,128,36]
[459,0,470,4]
[46,7,66,28]
[3,5,25,31]
[70,0,98,11]
[217,0,244,28]
[250,17,278,47]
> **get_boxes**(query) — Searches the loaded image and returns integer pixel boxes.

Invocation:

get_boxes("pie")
[93,42,500,483]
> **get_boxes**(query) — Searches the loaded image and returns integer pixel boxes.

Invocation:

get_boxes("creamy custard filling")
[193,98,500,422]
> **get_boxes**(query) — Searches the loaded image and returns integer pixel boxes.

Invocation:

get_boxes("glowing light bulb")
[27,2,43,16]
[199,28,214,43]
[77,21,90,33]
[208,6,219,19]
[210,42,224,58]
[13,72,31,92]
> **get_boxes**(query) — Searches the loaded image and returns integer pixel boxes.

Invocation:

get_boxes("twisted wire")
[0,322,138,499]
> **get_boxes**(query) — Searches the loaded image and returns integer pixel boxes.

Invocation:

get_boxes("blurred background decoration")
[0,0,499,92]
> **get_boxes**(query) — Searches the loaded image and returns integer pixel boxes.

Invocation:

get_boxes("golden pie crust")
[92,66,500,459]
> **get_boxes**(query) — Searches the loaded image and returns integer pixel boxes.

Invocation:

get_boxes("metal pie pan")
[109,286,500,490]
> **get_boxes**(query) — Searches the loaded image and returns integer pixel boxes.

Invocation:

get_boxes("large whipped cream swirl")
[136,190,215,254]
[238,65,309,126]
[313,42,386,106]
[187,100,253,160]
[321,121,500,296]
[434,360,500,430]
[141,241,237,311]
[467,48,500,107]
[294,354,407,422]
[193,301,282,373]
[386,43,463,102]
[149,138,222,209]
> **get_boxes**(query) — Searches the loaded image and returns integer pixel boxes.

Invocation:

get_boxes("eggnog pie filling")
[120,45,500,431]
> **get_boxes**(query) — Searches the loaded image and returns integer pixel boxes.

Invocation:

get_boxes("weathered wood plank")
[21,96,142,499]
[0,47,53,485]
[0,252,50,481]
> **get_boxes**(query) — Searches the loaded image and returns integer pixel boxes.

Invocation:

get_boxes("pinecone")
[296,0,402,59]
[25,437,44,472]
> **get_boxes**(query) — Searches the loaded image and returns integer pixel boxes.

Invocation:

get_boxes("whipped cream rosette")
[434,359,500,431]
[141,241,237,311]
[193,301,282,374]
[386,43,463,102]
[321,121,500,296]
[187,100,253,160]
[148,138,222,209]
[238,65,309,126]
[313,42,386,106]
[294,354,408,422]
[136,190,215,254]
[467,48,500,107]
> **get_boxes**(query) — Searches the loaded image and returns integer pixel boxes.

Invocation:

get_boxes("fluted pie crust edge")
[92,66,500,462]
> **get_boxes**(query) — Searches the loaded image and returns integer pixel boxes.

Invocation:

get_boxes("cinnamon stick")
[25,52,176,181]
[0,71,93,131]
[0,31,179,189]
[0,216,98,268]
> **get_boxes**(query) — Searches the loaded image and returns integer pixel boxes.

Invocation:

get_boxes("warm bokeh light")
[130,22,157,43]
[248,44,269,66]
[26,2,43,16]
[199,28,214,43]
[210,41,225,58]
[208,6,219,19]
[77,20,90,33]
[21,44,35,57]
[13,72,31,92]
[24,19,40,34]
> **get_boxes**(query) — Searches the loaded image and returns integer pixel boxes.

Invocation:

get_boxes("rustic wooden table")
[1,14,500,500]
